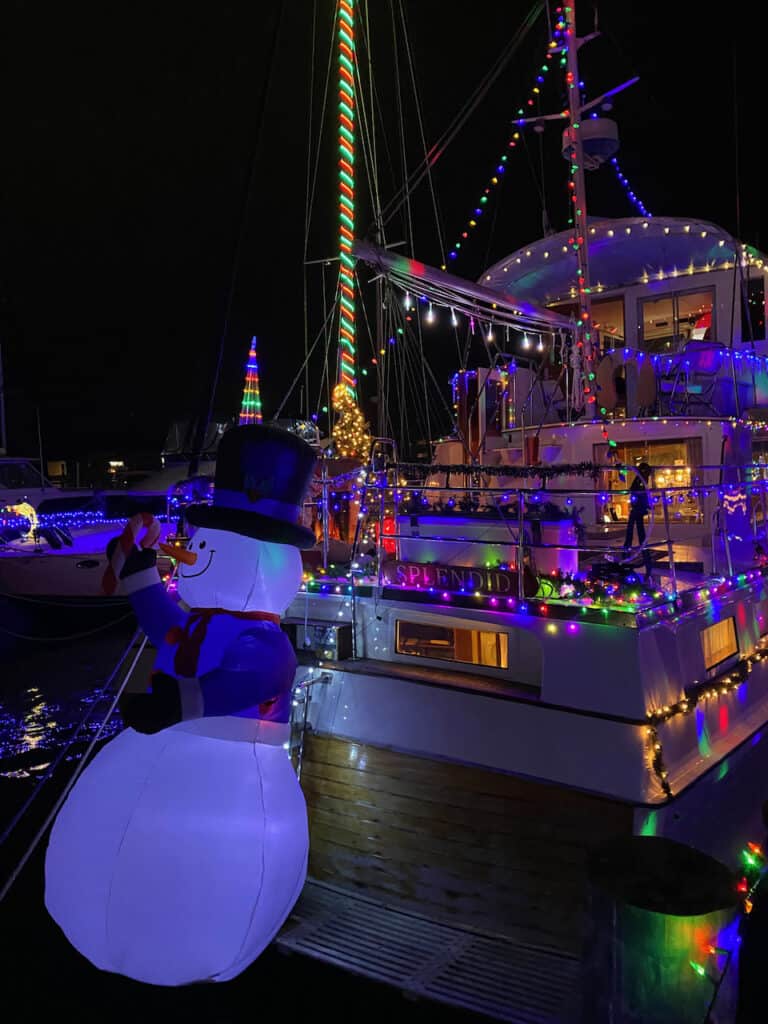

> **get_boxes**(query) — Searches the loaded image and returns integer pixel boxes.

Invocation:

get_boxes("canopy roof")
[353,239,572,332]
[481,217,768,307]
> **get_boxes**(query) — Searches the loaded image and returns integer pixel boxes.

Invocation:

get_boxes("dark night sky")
[0,1,761,462]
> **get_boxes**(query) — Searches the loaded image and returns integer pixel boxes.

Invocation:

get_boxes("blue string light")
[609,155,652,218]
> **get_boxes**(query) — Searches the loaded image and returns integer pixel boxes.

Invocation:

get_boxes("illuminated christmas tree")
[239,337,263,425]
[332,383,370,458]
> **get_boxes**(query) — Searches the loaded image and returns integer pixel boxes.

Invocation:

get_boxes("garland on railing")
[396,491,577,520]
[386,461,603,481]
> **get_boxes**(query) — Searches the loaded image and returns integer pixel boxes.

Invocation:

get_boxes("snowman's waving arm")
[119,624,297,734]
[106,537,187,648]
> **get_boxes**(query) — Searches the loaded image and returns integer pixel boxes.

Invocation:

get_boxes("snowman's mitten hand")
[106,536,157,579]
[119,673,182,734]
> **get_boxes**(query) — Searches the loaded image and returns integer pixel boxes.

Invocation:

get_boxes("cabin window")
[548,295,625,345]
[591,296,625,345]
[592,437,703,523]
[395,620,509,669]
[742,273,766,341]
[638,288,715,353]
[701,618,738,672]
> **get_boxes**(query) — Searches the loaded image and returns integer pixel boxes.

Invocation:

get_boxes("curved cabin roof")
[480,216,768,307]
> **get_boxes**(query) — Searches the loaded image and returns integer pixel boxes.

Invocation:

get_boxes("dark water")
[0,602,477,1021]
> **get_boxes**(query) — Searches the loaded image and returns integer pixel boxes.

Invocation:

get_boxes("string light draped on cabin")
[239,337,263,425]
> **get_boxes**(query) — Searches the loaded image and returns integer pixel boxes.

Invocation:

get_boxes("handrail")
[304,460,768,591]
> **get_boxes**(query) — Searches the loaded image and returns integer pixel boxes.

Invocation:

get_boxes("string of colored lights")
[442,22,566,270]
[561,4,596,420]
[336,0,357,399]
[647,632,768,798]
[609,156,652,218]
[238,336,263,425]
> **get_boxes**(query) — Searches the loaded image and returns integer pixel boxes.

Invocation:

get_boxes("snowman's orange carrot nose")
[158,543,198,566]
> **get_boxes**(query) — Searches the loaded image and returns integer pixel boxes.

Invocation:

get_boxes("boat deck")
[276,879,581,1023]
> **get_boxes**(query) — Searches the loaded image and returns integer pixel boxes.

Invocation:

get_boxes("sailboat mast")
[562,3,595,406]
[332,0,370,458]
[336,0,358,401]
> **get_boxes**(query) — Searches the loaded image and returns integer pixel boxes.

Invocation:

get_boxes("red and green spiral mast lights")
[239,336,263,425]
[333,0,369,458]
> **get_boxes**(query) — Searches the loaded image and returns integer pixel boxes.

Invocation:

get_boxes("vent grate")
[276,881,580,1022]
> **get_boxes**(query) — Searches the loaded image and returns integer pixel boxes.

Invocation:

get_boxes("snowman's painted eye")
[199,540,206,550]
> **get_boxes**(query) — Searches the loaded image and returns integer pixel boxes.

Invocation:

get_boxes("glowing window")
[701,618,738,672]
[639,288,714,353]
[396,621,508,669]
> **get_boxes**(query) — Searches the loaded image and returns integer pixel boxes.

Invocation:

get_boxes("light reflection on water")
[0,682,123,777]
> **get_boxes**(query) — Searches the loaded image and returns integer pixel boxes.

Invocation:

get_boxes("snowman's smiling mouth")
[180,550,215,578]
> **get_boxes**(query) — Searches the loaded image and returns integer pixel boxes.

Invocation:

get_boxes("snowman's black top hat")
[185,423,317,548]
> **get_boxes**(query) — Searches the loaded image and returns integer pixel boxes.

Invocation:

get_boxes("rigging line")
[388,0,425,449]
[302,0,320,420]
[399,292,435,446]
[463,341,505,458]
[0,626,144,852]
[417,317,432,445]
[0,634,150,906]
[387,297,426,443]
[396,324,430,444]
[353,264,378,376]
[379,1,544,228]
[360,55,401,239]
[521,129,549,215]
[353,32,381,245]
[318,259,334,433]
[732,36,742,243]
[390,0,414,255]
[195,1,286,468]
[482,153,506,274]
[380,0,544,227]
[272,298,338,422]
[390,293,455,441]
[383,301,395,438]
[537,94,551,236]
[0,612,134,643]
[304,0,338,253]
[359,1,385,240]
[396,0,447,266]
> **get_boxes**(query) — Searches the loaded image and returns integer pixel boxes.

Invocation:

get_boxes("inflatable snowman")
[45,424,317,986]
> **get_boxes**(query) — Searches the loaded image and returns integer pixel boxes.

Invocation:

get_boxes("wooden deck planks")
[300,733,632,953]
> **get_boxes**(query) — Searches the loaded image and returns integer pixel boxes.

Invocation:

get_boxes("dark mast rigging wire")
[377,0,544,230]
[190,0,285,474]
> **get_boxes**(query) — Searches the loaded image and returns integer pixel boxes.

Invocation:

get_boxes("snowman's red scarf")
[164,609,281,679]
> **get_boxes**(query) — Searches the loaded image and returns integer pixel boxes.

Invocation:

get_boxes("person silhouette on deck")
[623,462,653,580]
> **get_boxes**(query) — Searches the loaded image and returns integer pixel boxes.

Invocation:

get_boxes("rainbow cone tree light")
[332,0,370,459]
[239,336,263,425]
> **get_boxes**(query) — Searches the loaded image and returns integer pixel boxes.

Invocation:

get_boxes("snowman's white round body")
[44,530,309,986]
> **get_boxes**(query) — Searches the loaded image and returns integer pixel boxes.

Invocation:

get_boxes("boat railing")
[304,461,768,610]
